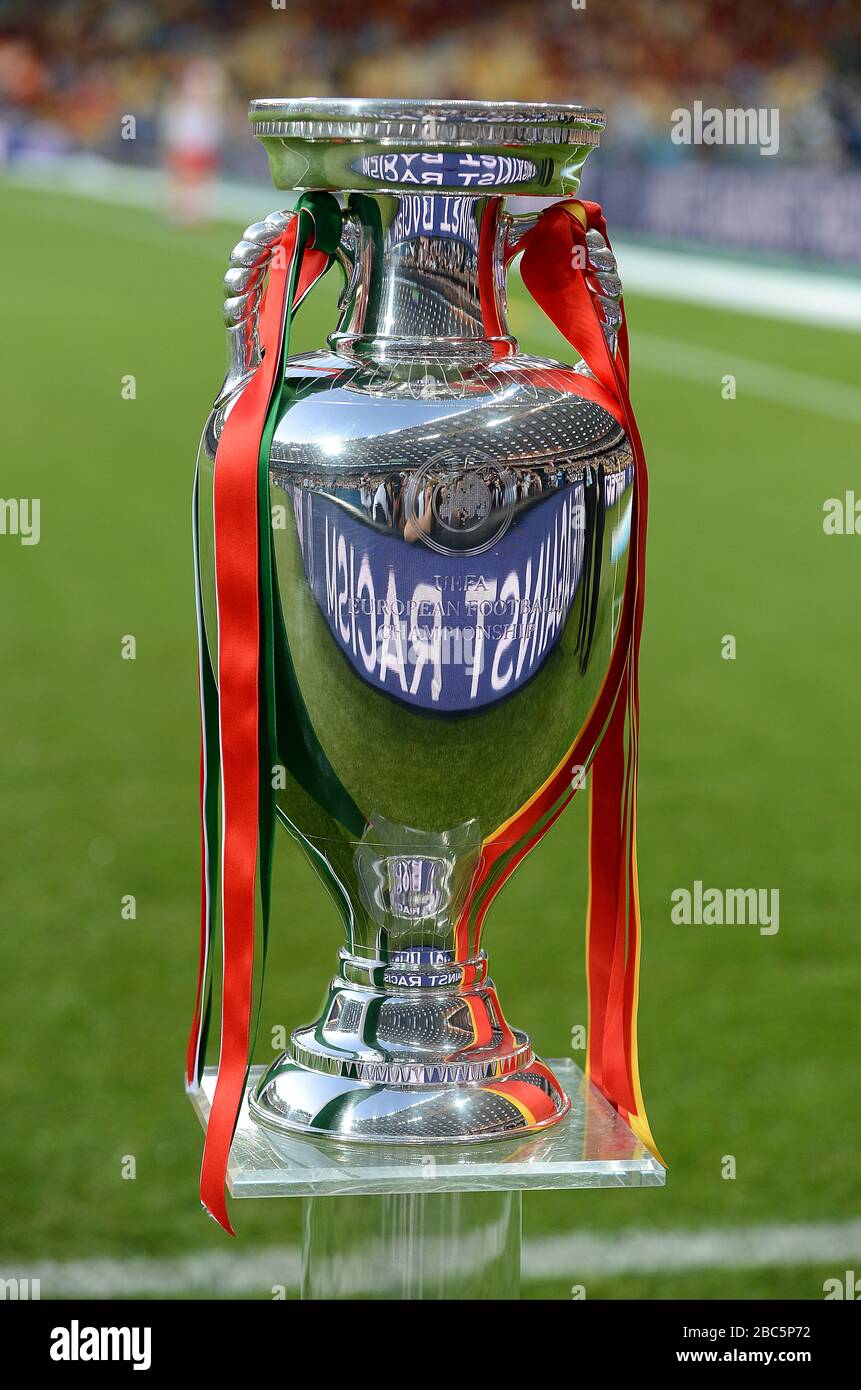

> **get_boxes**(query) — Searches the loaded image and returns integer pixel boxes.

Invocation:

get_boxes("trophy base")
[249,959,571,1144]
[190,1057,665,1197]
[249,1053,571,1143]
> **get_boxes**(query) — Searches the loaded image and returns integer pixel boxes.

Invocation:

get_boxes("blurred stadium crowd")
[1,0,860,174]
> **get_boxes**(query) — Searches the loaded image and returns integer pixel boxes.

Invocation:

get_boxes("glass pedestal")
[189,1059,664,1299]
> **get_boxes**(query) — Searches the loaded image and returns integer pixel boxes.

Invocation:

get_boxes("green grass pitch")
[0,181,858,1298]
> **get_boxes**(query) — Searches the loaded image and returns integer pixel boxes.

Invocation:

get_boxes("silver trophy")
[197,99,630,1144]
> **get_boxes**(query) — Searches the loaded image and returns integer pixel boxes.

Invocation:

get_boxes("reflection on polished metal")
[249,97,605,197]
[198,98,631,1144]
[190,1060,666,1197]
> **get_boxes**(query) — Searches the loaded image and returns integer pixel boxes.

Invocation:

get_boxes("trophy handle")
[217,208,295,403]
[503,209,623,357]
[583,227,623,358]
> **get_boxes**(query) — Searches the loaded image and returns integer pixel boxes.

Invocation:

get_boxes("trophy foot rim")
[248,1054,571,1146]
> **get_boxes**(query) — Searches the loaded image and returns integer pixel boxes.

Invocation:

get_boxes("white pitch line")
[38,159,860,424]
[523,1218,861,1280]
[6,155,861,331]
[4,1220,860,1296]
[613,240,861,333]
[0,1249,302,1299]
[517,298,861,424]
[631,331,861,424]
[19,176,858,426]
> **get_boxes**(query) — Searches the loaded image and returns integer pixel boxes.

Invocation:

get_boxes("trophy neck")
[338,947,488,992]
[330,192,514,358]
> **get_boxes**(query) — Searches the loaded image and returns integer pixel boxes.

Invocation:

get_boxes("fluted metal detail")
[249,98,604,148]
[289,1033,533,1086]
[503,218,624,360]
[585,228,623,358]
[216,208,295,404]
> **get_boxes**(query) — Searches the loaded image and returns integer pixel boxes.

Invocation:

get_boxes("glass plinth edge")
[188,1059,665,1198]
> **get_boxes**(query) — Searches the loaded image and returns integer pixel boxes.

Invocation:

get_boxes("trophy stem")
[300,1190,521,1300]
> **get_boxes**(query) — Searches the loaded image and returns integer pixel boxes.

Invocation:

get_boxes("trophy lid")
[250,98,604,197]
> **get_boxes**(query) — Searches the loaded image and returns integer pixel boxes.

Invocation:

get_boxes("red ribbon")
[199,218,330,1233]
[471,200,656,1149]
[524,203,652,1141]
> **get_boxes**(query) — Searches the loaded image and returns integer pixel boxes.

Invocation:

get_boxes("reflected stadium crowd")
[1,0,859,171]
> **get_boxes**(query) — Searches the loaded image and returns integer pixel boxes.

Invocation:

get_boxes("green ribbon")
[191,191,363,1086]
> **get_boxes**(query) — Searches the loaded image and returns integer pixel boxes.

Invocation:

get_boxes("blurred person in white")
[160,56,225,225]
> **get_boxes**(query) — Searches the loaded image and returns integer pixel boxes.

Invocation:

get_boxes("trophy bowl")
[196,99,633,1143]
